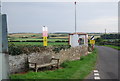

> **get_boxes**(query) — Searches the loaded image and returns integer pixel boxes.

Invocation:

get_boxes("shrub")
[52,45,71,53]
[8,43,44,55]
[60,60,69,68]
[8,43,23,55]
[8,43,71,55]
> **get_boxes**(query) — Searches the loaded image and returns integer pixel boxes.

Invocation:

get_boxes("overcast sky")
[2,2,118,33]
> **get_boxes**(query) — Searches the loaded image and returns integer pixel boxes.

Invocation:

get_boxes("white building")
[69,33,88,47]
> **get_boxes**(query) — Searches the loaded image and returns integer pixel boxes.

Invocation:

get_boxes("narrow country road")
[86,46,119,80]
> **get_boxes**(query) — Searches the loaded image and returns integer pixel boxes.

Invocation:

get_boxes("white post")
[0,14,9,80]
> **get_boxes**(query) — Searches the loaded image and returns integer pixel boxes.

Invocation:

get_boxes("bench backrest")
[43,55,52,63]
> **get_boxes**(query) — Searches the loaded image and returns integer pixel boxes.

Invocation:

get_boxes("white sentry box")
[71,34,79,47]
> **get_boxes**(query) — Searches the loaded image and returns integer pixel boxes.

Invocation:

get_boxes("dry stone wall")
[9,54,28,74]
[9,45,88,74]
[55,45,88,64]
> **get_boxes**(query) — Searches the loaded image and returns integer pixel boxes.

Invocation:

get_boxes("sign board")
[43,37,47,46]
[42,26,48,31]
[43,31,48,37]
[90,40,95,44]
[42,26,48,46]
[90,36,94,40]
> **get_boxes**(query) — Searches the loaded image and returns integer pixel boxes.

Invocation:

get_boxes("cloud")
[85,16,118,32]
[2,2,118,33]
[88,16,118,26]
[1,0,119,2]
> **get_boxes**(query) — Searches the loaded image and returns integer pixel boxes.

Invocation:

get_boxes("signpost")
[42,26,48,46]
[43,37,47,46]
[90,36,95,50]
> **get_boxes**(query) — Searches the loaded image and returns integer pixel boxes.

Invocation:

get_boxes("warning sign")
[43,37,47,46]
[90,40,95,44]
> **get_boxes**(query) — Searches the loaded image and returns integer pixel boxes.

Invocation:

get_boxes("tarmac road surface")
[86,46,119,80]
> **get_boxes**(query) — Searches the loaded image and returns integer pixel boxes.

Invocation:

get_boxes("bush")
[52,45,71,53]
[8,43,71,55]
[60,60,70,68]
[95,38,104,45]
[8,43,24,55]
[8,43,45,55]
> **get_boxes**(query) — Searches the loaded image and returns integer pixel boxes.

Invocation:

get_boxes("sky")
[2,1,118,33]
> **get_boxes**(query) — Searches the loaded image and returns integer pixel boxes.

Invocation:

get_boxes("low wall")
[54,45,88,64]
[9,45,88,74]
[9,54,28,74]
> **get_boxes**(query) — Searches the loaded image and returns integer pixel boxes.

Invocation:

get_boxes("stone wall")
[57,45,88,64]
[9,45,88,74]
[9,54,28,74]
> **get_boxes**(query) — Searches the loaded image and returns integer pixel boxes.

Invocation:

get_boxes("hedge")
[8,43,71,55]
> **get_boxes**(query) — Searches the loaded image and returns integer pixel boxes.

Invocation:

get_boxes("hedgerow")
[8,43,71,55]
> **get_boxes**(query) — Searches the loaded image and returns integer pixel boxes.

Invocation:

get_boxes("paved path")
[86,46,119,80]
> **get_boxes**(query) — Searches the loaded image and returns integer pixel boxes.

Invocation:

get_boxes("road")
[86,46,119,80]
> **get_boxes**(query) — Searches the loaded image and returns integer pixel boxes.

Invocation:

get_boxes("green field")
[9,42,68,46]
[10,38,68,41]
[10,48,97,79]
[9,38,68,41]
[104,45,120,50]
[103,39,119,41]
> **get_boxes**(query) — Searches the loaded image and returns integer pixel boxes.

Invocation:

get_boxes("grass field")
[9,42,68,46]
[9,38,68,41]
[104,45,120,50]
[10,48,97,79]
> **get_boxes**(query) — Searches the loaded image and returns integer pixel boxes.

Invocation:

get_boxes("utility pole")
[0,1,10,80]
[0,0,1,14]
[104,28,107,45]
[105,29,107,39]
[75,2,77,33]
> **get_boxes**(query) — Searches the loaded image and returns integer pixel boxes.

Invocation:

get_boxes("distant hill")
[52,31,71,34]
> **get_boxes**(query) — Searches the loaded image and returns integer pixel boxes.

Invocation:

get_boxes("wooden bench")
[28,55,59,72]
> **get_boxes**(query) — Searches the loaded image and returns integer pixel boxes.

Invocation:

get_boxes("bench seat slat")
[37,62,57,68]
[29,62,57,68]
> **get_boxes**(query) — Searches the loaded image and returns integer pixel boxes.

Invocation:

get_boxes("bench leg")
[57,64,59,69]
[51,65,54,69]
[57,59,59,69]
[35,63,38,72]
[35,68,38,72]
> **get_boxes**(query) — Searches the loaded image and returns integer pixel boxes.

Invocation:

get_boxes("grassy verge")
[10,48,97,79]
[103,45,120,50]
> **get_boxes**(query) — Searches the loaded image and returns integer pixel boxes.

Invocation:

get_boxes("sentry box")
[69,33,88,47]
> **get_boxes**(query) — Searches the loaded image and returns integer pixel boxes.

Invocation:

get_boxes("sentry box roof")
[69,32,88,35]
